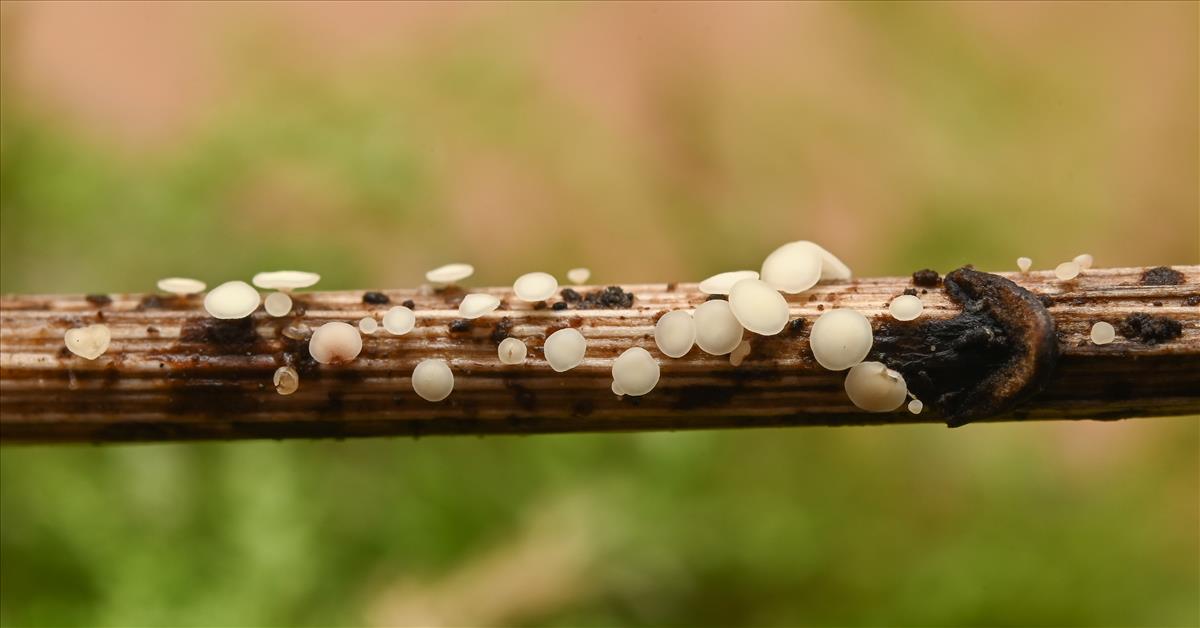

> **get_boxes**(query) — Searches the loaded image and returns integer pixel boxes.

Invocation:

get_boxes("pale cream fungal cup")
[252,271,320,292]
[611,347,660,396]
[729,278,789,336]
[693,299,744,355]
[425,263,474,285]
[809,308,873,371]
[358,317,379,334]
[64,324,111,360]
[567,268,591,285]
[412,358,454,402]
[498,337,528,365]
[1090,321,1116,345]
[382,306,416,335]
[654,310,696,358]
[544,328,587,372]
[844,361,907,412]
[1054,261,1081,281]
[698,270,759,295]
[308,322,363,364]
[513,272,559,302]
[204,281,261,319]
[1016,257,1033,273]
[1073,254,1094,270]
[264,291,293,317]
[157,277,206,296]
[760,240,852,294]
[273,366,299,395]
[459,293,501,319]
[888,295,923,322]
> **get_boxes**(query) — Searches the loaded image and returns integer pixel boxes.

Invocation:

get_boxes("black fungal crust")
[911,269,941,287]
[362,291,390,305]
[448,319,473,333]
[85,294,112,306]
[490,317,514,344]
[1140,266,1184,286]
[571,286,634,309]
[1118,313,1182,345]
[872,267,1058,427]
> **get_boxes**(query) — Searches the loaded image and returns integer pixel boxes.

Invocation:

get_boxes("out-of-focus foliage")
[1,3,1196,627]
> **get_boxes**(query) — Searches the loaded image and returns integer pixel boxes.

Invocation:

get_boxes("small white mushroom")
[1054,261,1081,281]
[264,291,293,317]
[1090,321,1116,345]
[844,361,907,412]
[1073,253,1094,270]
[611,347,660,396]
[693,299,744,355]
[760,241,822,294]
[425,263,474,284]
[567,268,591,285]
[157,277,206,295]
[544,328,587,372]
[729,340,751,367]
[888,295,923,322]
[654,310,696,358]
[498,337,527,365]
[729,278,789,336]
[907,398,923,414]
[273,366,299,395]
[382,306,416,335]
[358,317,379,334]
[308,322,362,364]
[513,272,559,302]
[1016,257,1033,273]
[204,281,261,319]
[809,308,873,371]
[698,270,759,295]
[412,358,454,402]
[252,271,320,292]
[64,324,111,360]
[459,293,501,319]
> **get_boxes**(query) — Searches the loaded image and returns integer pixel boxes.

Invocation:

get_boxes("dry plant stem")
[1,266,1197,444]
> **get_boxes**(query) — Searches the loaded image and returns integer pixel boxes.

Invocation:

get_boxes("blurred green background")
[1,2,1197,626]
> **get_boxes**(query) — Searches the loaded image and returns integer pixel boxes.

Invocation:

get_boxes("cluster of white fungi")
[62,245,1113,414]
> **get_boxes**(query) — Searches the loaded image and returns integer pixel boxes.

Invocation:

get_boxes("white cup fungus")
[1017,257,1033,273]
[844,361,908,412]
[358,317,379,334]
[459,293,501,319]
[654,310,696,358]
[425,263,474,284]
[264,291,293,317]
[1073,254,1094,270]
[204,280,261,319]
[412,358,454,402]
[273,366,299,395]
[888,295,923,322]
[544,328,587,372]
[64,324,111,360]
[513,272,559,302]
[699,270,759,295]
[498,337,527,365]
[308,322,363,364]
[693,299,744,355]
[1090,321,1116,345]
[611,347,660,396]
[729,278,789,335]
[567,268,591,285]
[157,277,206,295]
[252,271,320,292]
[1054,261,1081,281]
[809,308,874,371]
[760,241,822,293]
[907,398,924,414]
[382,306,416,335]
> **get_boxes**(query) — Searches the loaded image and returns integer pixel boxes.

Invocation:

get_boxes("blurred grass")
[1,2,1197,627]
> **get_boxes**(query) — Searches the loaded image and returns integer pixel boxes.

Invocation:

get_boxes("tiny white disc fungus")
[693,299,744,355]
[204,280,261,319]
[760,241,823,293]
[382,306,416,335]
[156,277,206,295]
[544,328,587,372]
[513,272,559,302]
[308,322,363,364]
[844,361,908,412]
[654,310,696,358]
[1017,257,1033,273]
[611,347,660,396]
[729,340,751,367]
[64,324,111,360]
[264,291,293,317]
[498,337,528,365]
[358,317,379,334]
[811,243,853,281]
[459,293,501,319]
[699,270,759,295]
[611,380,625,396]
[273,366,299,395]
[1090,321,1116,345]
[1054,261,1081,281]
[412,358,454,402]
[425,263,474,284]
[567,267,591,285]
[809,308,874,371]
[908,398,924,414]
[729,278,789,335]
[1073,254,1094,270]
[888,295,923,322]
[252,271,320,291]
